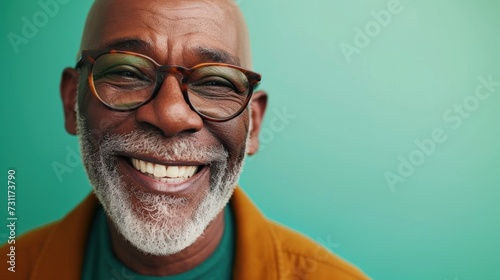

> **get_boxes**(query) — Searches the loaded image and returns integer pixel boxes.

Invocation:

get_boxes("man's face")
[62,0,264,256]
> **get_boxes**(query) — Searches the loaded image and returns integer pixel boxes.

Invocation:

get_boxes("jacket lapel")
[31,193,98,280]
[231,188,281,279]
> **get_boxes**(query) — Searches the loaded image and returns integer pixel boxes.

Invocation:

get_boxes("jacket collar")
[31,187,281,279]
[230,187,281,279]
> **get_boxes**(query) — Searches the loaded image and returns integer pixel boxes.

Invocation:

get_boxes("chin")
[76,114,246,255]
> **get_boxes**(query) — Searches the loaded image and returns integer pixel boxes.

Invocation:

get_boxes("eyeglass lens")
[91,53,251,119]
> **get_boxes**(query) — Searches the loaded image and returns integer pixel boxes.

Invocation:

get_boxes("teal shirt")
[82,205,235,280]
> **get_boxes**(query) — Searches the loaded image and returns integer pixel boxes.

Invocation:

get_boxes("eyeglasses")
[75,50,261,122]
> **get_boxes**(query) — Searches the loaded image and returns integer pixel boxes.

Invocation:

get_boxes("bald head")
[79,0,252,68]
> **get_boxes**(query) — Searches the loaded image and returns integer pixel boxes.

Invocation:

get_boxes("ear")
[247,90,268,155]
[60,67,79,135]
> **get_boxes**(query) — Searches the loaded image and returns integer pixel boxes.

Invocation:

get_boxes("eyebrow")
[196,47,240,66]
[99,38,241,66]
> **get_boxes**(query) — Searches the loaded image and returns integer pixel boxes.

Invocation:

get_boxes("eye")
[94,65,152,82]
[98,65,150,82]
[111,70,139,78]
[188,66,249,95]
[194,76,236,89]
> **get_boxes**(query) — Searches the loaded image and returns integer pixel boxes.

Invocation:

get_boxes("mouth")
[119,155,209,194]
[130,158,201,184]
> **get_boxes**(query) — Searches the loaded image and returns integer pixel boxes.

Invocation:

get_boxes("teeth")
[153,164,167,177]
[186,166,195,177]
[166,166,179,177]
[190,166,198,176]
[131,158,199,180]
[140,160,147,173]
[146,162,154,174]
[178,166,186,177]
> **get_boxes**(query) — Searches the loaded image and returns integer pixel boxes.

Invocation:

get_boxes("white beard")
[76,114,246,256]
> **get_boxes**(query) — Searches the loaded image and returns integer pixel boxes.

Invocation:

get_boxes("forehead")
[82,0,244,66]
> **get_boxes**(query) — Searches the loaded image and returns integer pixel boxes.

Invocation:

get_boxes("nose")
[135,75,204,137]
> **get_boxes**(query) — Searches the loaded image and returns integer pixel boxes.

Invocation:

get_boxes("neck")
[106,210,225,276]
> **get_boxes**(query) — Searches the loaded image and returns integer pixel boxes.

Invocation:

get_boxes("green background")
[1,0,499,279]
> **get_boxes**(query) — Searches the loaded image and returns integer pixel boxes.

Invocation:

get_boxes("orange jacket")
[0,188,369,279]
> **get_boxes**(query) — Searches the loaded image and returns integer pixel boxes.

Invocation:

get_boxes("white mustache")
[97,130,229,164]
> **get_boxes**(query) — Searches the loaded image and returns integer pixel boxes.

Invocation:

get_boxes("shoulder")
[0,193,98,279]
[231,187,369,279]
[1,222,58,256]
[268,222,369,280]
[0,222,59,279]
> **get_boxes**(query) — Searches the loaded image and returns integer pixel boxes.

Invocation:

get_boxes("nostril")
[183,127,202,134]
[136,122,164,136]
[134,98,204,137]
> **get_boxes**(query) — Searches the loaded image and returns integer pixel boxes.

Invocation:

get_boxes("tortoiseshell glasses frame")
[75,49,262,122]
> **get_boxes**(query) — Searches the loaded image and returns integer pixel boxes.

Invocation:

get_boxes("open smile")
[118,155,210,195]
[131,158,201,183]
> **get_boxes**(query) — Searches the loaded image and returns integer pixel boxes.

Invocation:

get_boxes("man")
[1,0,369,279]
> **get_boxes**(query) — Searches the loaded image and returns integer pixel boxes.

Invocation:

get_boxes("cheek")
[206,111,250,160]
[77,86,135,146]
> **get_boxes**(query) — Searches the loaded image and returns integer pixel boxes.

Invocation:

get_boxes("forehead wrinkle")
[80,0,251,67]
[133,1,230,29]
